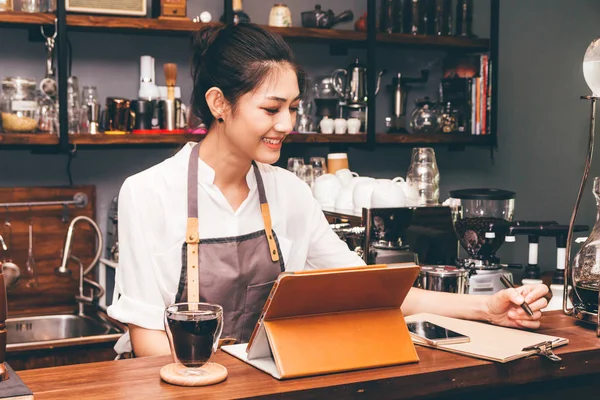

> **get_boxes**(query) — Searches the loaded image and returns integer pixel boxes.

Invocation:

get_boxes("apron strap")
[253,163,280,263]
[186,143,201,303]
[185,144,281,303]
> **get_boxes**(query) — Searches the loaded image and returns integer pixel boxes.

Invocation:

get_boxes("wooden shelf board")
[0,13,489,50]
[376,33,490,50]
[0,133,59,145]
[375,133,494,145]
[266,26,366,43]
[0,11,54,27]
[286,133,367,143]
[70,133,367,145]
[66,14,210,34]
[70,134,200,145]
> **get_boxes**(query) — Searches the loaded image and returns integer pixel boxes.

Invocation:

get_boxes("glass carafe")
[572,177,600,313]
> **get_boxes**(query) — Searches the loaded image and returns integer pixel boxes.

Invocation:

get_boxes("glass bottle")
[434,0,452,36]
[380,0,395,34]
[220,0,250,24]
[67,76,80,134]
[572,177,600,314]
[455,0,474,37]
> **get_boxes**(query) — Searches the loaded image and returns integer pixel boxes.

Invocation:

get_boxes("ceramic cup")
[347,118,361,134]
[312,173,343,208]
[320,116,334,134]
[371,178,407,208]
[334,185,355,212]
[334,118,347,134]
[335,168,359,187]
[327,153,349,174]
[352,178,378,213]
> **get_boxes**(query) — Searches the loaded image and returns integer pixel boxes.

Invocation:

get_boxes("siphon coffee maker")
[385,70,429,133]
[449,189,517,295]
[160,302,227,386]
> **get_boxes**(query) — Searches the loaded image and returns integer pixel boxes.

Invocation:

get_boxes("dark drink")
[167,311,219,368]
[453,217,509,259]
[575,280,600,313]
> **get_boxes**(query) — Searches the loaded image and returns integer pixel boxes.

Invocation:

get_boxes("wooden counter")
[16,312,600,399]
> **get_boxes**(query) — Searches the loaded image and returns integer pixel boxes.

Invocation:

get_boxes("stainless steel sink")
[6,313,125,351]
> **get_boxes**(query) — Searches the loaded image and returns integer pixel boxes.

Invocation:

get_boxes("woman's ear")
[205,87,228,122]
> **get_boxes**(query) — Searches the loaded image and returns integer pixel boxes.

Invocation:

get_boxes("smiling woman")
[107,23,549,360]
[191,24,304,165]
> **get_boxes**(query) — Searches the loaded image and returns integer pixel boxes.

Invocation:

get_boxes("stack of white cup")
[313,172,421,212]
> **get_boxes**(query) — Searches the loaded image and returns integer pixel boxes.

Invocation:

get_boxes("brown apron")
[175,143,285,343]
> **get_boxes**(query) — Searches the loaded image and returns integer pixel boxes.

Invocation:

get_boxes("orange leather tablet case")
[223,264,420,379]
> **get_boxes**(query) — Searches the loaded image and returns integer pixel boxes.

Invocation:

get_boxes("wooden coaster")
[160,362,228,387]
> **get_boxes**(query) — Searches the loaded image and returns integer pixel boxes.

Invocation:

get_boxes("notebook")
[405,313,569,363]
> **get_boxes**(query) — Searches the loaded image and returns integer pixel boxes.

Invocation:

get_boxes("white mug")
[320,116,334,134]
[347,118,361,134]
[334,118,347,134]
[353,178,378,213]
[335,168,359,187]
[371,178,407,208]
[312,173,342,208]
[334,185,355,212]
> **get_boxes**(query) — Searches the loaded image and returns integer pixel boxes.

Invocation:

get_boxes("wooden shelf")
[0,13,489,50]
[69,133,367,146]
[71,134,200,145]
[375,133,494,145]
[376,33,490,51]
[286,133,366,143]
[0,11,54,27]
[66,14,211,34]
[266,26,366,44]
[0,133,59,145]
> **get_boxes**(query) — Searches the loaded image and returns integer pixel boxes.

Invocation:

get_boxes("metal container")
[415,265,468,294]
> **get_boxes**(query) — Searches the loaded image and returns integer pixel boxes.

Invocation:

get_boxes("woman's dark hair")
[191,23,306,127]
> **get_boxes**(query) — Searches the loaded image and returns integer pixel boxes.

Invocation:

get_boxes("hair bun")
[192,25,225,60]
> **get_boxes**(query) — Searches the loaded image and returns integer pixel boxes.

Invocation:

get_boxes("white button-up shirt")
[107,142,364,347]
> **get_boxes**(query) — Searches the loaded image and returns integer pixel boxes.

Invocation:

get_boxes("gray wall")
[1,0,599,286]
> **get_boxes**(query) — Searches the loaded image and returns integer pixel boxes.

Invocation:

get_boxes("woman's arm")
[129,325,171,357]
[403,284,549,329]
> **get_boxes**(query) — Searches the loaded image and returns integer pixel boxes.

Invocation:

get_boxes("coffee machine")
[385,70,429,133]
[449,189,518,295]
[328,206,457,266]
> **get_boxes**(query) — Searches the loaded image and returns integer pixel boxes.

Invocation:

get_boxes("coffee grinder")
[449,189,517,295]
[385,70,429,133]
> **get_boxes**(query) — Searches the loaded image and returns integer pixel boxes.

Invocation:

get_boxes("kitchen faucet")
[55,216,105,316]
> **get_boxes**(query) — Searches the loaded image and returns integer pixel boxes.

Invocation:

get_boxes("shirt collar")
[175,142,257,188]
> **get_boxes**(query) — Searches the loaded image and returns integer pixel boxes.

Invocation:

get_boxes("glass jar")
[449,189,516,262]
[21,0,39,12]
[0,0,13,11]
[409,97,440,134]
[572,177,600,314]
[1,77,39,133]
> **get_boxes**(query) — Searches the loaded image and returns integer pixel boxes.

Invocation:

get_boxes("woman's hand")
[485,284,549,329]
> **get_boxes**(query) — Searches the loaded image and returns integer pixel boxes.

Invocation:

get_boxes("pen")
[499,276,534,317]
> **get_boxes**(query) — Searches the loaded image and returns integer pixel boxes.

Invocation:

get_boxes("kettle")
[301,4,354,29]
[331,59,385,106]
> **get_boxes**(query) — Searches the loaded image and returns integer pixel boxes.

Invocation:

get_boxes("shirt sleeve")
[107,178,166,331]
[304,194,366,270]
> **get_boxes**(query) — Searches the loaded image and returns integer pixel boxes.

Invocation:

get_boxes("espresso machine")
[385,70,429,133]
[328,206,457,266]
[449,189,518,295]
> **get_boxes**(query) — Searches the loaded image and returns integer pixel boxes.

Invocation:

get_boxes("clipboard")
[222,263,421,379]
[405,313,569,363]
